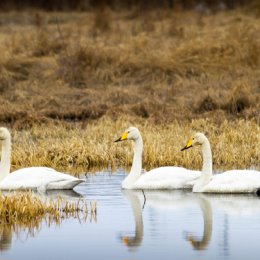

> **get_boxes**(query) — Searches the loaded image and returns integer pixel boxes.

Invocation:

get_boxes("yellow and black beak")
[115,132,128,142]
[181,138,193,151]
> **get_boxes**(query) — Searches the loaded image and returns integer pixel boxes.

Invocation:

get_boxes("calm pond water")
[1,171,260,260]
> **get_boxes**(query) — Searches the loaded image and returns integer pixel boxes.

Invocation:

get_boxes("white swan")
[0,127,84,191]
[181,132,260,194]
[115,127,200,189]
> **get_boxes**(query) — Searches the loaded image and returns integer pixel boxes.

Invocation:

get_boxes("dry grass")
[4,117,259,173]
[0,191,96,226]
[0,9,259,126]
[0,9,259,172]
[0,191,96,247]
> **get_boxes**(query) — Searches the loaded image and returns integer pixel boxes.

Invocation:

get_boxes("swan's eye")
[127,131,130,134]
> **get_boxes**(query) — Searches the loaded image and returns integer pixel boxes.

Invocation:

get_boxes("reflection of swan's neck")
[188,196,212,250]
[122,136,143,189]
[132,194,143,247]
[193,139,212,192]
[0,138,11,182]
[122,191,143,248]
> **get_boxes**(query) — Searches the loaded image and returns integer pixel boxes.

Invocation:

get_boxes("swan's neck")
[122,136,143,189]
[193,139,212,192]
[0,138,11,182]
[201,139,212,177]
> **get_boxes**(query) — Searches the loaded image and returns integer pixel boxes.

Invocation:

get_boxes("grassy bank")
[0,9,259,173]
[0,9,259,127]
[7,118,259,172]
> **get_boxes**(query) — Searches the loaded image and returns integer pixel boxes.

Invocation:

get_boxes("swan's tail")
[47,179,85,190]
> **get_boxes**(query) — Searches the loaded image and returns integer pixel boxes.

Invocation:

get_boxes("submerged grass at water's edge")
[0,191,97,237]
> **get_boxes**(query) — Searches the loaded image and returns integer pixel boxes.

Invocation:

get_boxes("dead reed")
[0,191,96,246]
[6,117,260,172]
[0,191,97,227]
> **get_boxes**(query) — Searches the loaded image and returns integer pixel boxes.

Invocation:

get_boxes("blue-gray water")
[1,171,260,260]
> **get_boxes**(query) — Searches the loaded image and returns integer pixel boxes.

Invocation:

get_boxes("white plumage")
[181,132,260,194]
[197,170,260,193]
[115,127,201,190]
[0,127,84,191]
[133,167,200,189]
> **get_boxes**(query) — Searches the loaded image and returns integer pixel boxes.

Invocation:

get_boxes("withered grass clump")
[196,95,219,113]
[0,191,96,226]
[57,43,117,88]
[6,117,260,172]
[223,81,253,114]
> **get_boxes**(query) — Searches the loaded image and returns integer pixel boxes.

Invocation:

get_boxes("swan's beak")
[181,138,193,151]
[115,132,128,142]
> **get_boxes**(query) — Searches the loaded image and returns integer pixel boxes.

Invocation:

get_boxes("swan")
[115,127,200,189]
[0,127,84,191]
[181,132,260,194]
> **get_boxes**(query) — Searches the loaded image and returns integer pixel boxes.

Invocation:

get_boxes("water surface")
[1,171,260,260]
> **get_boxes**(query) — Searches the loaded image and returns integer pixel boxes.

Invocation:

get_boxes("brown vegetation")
[5,118,259,172]
[0,0,256,11]
[0,192,94,225]
[0,9,259,172]
[0,9,259,127]
[0,191,97,240]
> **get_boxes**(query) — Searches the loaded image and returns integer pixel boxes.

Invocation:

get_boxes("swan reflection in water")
[0,189,82,252]
[184,195,212,250]
[120,190,260,251]
[119,190,144,249]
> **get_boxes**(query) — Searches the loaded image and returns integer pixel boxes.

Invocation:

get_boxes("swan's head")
[181,132,207,151]
[115,127,141,142]
[0,127,11,141]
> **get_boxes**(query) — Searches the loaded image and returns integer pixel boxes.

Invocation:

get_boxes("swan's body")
[181,133,260,194]
[132,167,200,190]
[0,127,84,191]
[115,127,200,190]
[0,167,83,191]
